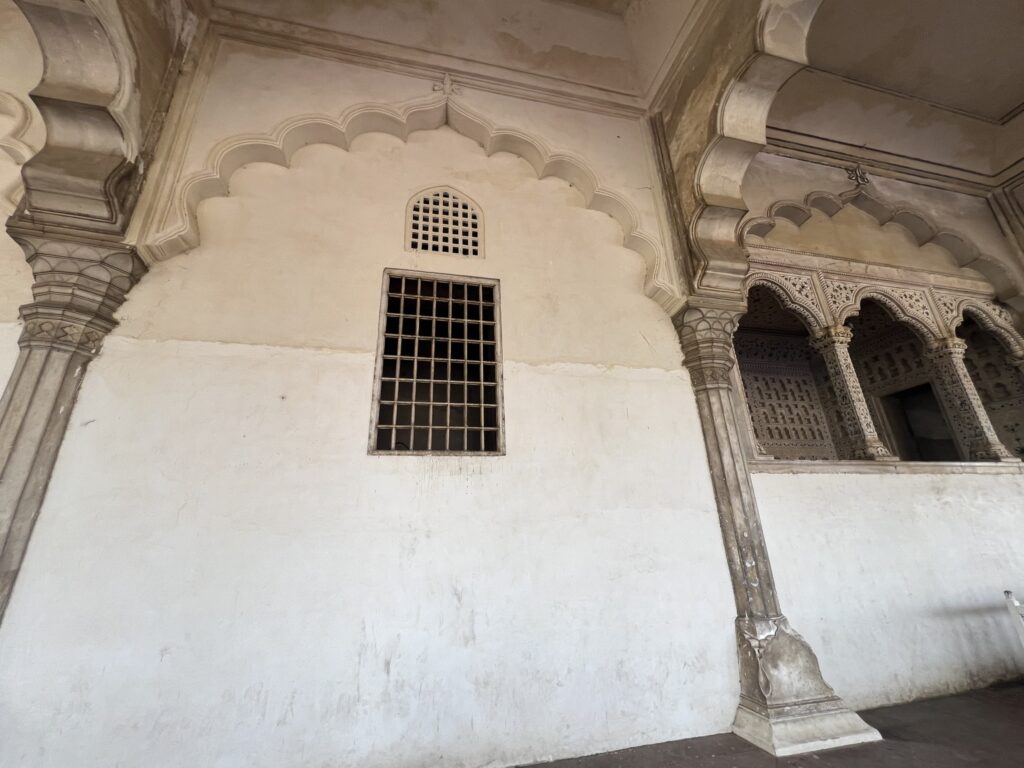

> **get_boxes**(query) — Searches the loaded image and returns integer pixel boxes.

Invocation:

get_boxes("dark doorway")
[880,383,960,461]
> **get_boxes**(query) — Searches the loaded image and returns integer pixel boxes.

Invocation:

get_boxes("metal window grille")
[407,188,481,257]
[370,270,504,454]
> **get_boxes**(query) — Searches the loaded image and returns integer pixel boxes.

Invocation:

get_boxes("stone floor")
[537,681,1024,768]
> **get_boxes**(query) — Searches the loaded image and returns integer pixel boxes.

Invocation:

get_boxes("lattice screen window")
[407,188,481,257]
[370,270,503,454]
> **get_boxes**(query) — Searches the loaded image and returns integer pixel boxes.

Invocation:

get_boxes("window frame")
[405,186,484,258]
[368,268,506,456]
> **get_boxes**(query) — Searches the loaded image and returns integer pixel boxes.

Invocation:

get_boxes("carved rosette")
[809,326,895,460]
[9,227,147,356]
[924,338,1017,461]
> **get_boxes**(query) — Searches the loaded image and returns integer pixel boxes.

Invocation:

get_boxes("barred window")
[370,270,504,454]
[407,187,481,257]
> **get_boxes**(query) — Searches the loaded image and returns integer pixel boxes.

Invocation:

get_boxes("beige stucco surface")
[0,122,738,768]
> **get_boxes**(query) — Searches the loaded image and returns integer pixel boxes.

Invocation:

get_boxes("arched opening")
[848,300,959,461]
[957,315,1024,458]
[735,285,844,460]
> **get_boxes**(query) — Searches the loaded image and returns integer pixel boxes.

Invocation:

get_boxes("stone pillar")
[809,325,896,461]
[675,306,881,756]
[924,338,1017,461]
[0,223,145,620]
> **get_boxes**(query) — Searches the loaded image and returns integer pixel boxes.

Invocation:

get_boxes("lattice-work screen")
[408,188,481,256]
[371,270,503,454]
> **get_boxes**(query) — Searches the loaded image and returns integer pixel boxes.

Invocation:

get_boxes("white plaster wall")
[0,128,738,767]
[754,471,1024,709]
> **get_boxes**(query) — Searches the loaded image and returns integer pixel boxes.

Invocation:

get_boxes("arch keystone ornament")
[675,305,882,756]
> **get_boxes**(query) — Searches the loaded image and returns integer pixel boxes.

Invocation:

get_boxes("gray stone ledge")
[748,459,1024,475]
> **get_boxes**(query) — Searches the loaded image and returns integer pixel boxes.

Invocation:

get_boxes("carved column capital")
[809,324,853,350]
[674,307,743,390]
[7,224,146,356]
[924,337,968,360]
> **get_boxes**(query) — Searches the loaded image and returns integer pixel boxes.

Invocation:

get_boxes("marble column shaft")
[809,325,895,461]
[0,224,146,620]
[925,338,1017,462]
[675,306,880,756]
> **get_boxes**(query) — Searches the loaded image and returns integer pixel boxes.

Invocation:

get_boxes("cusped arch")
[839,287,943,343]
[742,189,1023,307]
[953,300,1024,359]
[744,271,828,332]
[141,96,680,313]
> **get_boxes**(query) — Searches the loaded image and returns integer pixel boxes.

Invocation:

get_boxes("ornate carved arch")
[954,300,1024,359]
[840,286,944,343]
[139,96,683,314]
[744,271,828,331]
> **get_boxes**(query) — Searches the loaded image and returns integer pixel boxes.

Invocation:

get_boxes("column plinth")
[676,306,881,756]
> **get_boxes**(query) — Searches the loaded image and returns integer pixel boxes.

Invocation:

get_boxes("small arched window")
[407,187,481,257]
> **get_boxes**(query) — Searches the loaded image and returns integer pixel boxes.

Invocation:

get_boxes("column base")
[732,616,882,756]
[733,698,881,757]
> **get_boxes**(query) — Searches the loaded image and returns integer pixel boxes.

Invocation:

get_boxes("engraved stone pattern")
[933,291,961,329]
[822,279,858,319]
[736,332,838,460]
[810,327,892,460]
[852,331,929,397]
[962,323,1024,458]
[925,339,1014,461]
[747,274,827,331]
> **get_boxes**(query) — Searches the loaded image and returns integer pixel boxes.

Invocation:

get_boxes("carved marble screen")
[961,321,1024,458]
[735,332,840,460]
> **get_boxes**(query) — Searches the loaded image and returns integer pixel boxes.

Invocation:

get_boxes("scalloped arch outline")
[954,300,1024,358]
[744,272,828,331]
[742,188,1024,304]
[836,286,943,343]
[141,96,682,314]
